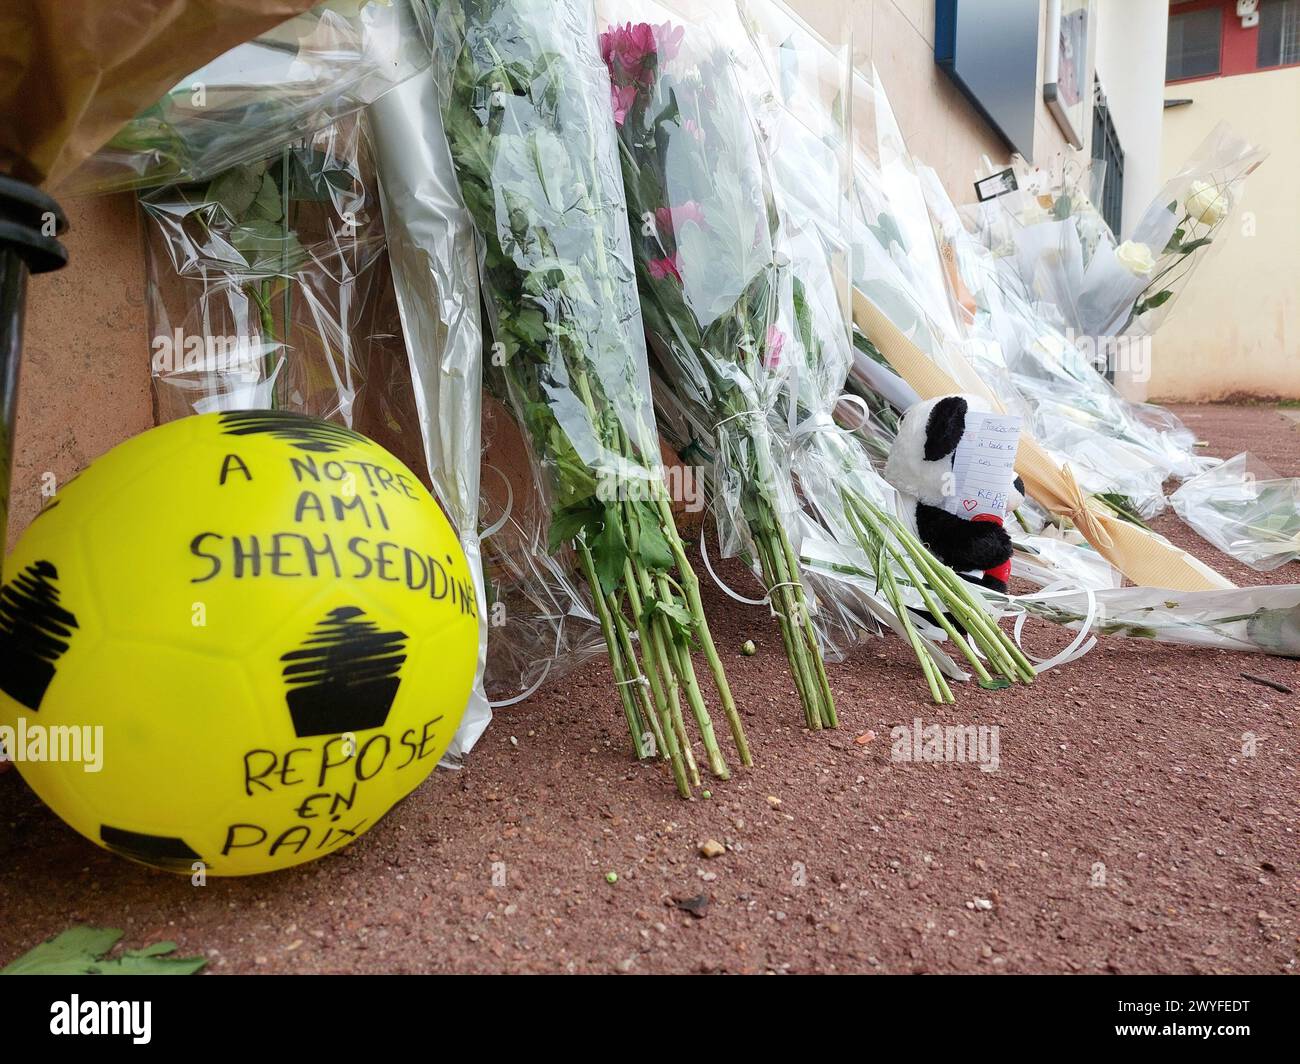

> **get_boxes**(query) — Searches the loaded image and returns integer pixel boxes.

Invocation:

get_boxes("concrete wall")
[1149,63,1300,401]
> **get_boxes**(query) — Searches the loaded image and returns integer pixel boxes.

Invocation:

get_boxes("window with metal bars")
[1091,80,1124,238]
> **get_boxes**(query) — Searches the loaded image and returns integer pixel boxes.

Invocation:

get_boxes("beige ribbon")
[852,287,1235,592]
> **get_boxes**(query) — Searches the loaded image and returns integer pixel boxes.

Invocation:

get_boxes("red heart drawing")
[963,499,977,511]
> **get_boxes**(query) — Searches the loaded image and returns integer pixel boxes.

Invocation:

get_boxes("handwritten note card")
[943,412,1022,520]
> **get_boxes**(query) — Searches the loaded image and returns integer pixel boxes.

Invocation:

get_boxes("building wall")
[1148,65,1300,400]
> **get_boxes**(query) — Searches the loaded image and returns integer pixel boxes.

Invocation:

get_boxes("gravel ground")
[1,404,1296,974]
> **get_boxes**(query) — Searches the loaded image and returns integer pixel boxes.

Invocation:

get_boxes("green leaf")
[1179,236,1212,253]
[98,947,207,976]
[205,164,263,221]
[1135,289,1174,316]
[642,596,697,647]
[2,927,205,975]
[548,499,602,552]
[651,88,681,131]
[246,172,283,223]
[508,306,549,346]
[546,426,599,505]
[1052,194,1073,220]
[631,501,674,572]
[230,219,307,272]
[1163,227,1186,254]
[590,511,629,596]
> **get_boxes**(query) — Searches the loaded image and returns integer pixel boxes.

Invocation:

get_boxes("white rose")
[1185,180,1229,226]
[1115,240,1156,276]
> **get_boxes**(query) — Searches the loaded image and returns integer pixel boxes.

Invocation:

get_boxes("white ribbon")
[698,531,771,606]
[1003,580,1099,673]
[784,351,873,440]
[479,463,514,541]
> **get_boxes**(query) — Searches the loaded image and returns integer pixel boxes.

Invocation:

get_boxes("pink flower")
[648,255,683,283]
[610,83,637,127]
[600,20,685,84]
[681,117,705,142]
[654,21,684,64]
[763,325,786,370]
[600,21,657,81]
[654,200,706,234]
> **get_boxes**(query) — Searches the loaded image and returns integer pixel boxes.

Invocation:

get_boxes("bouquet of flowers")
[602,0,1034,703]
[1113,124,1266,337]
[429,0,749,796]
[969,125,1265,340]
[967,149,1110,323]
[919,161,1207,517]
[139,113,399,427]
[598,6,837,729]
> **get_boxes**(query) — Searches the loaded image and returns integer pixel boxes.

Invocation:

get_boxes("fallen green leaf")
[2,926,205,976]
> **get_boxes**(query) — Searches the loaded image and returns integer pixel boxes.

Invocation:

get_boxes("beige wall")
[1150,65,1300,401]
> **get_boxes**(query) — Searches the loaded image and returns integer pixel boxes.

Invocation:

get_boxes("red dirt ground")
[1,404,1296,974]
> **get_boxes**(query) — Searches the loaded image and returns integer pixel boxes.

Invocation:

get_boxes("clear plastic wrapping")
[477,404,605,705]
[140,113,397,427]
[1010,581,1300,658]
[64,1,431,196]
[365,58,493,757]
[1171,454,1300,573]
[969,125,1266,339]
[429,0,751,795]
[595,0,842,727]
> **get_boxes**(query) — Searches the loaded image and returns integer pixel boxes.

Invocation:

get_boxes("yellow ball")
[0,411,479,875]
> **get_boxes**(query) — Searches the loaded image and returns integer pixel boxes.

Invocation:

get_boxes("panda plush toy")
[883,394,1024,594]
